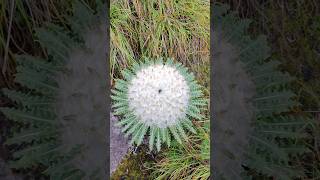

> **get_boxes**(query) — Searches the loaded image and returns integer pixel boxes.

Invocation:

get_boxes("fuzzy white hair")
[128,64,190,128]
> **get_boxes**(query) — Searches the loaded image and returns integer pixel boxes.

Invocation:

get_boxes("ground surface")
[110,113,131,174]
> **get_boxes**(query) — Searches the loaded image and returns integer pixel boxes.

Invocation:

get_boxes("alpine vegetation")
[149,119,210,180]
[112,58,207,152]
[0,2,107,179]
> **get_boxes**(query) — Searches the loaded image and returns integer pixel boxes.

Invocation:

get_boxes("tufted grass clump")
[110,0,210,85]
[147,119,210,180]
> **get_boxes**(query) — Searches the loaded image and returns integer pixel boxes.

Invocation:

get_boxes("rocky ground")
[110,113,131,175]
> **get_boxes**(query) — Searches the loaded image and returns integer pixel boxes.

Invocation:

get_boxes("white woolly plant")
[111,58,207,152]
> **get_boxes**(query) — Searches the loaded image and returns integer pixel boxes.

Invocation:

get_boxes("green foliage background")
[217,0,320,179]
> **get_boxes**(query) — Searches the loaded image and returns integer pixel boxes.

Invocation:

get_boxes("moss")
[111,145,154,179]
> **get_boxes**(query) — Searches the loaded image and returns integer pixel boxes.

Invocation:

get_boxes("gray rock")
[110,113,131,175]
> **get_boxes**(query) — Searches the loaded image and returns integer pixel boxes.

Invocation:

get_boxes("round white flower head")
[112,58,206,152]
[128,64,190,128]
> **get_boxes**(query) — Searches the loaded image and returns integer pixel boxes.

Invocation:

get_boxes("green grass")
[110,0,210,85]
[147,119,210,180]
